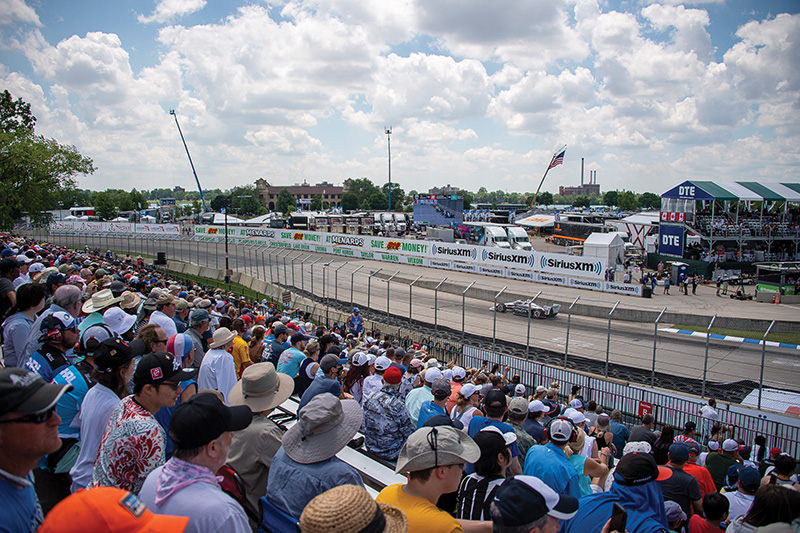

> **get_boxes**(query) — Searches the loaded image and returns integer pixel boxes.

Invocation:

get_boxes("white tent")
[583,232,625,266]
[243,213,277,224]
[209,212,246,224]
[141,215,157,222]
[110,216,129,222]
[515,214,555,228]
[63,215,79,220]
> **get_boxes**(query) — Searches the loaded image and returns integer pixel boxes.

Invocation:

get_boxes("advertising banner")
[659,224,684,257]
[605,282,642,296]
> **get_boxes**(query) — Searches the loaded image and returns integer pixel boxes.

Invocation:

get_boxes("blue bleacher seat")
[259,496,300,533]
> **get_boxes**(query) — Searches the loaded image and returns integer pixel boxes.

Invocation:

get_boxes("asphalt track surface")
[38,231,800,402]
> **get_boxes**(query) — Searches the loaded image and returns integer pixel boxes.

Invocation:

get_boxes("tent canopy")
[516,214,554,228]
[662,180,800,202]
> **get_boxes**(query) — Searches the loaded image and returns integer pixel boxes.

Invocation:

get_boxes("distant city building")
[173,186,185,192]
[255,178,344,211]
[559,183,600,197]
[428,184,463,196]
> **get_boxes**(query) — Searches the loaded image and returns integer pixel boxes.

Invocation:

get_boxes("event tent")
[661,181,800,202]
[583,232,625,267]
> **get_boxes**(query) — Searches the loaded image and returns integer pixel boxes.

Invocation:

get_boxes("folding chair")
[259,496,300,533]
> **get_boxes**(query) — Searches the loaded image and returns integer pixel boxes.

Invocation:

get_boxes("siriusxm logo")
[483,250,528,264]
[433,245,475,259]
[540,257,602,276]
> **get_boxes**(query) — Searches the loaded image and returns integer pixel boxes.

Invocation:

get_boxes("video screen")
[413,194,463,226]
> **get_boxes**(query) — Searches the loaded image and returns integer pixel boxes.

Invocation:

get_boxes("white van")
[506,226,532,251]
[485,225,512,248]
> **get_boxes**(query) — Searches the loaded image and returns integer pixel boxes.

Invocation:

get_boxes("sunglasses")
[155,338,169,344]
[0,406,56,425]
[158,381,181,391]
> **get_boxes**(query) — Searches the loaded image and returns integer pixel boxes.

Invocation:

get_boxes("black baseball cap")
[133,352,197,388]
[290,332,309,345]
[169,392,252,449]
[492,476,579,526]
[614,452,672,486]
[93,338,134,374]
[484,389,507,409]
[0,368,72,417]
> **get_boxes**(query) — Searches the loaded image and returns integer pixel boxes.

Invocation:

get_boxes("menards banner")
[193,226,614,285]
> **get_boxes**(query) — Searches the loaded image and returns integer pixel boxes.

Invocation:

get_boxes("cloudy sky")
[1,0,798,197]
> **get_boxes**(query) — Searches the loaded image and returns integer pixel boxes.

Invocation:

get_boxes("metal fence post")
[260,248,267,282]
[323,261,332,326]
[492,287,508,349]
[351,265,364,309]
[282,249,290,285]
[334,262,347,305]
[367,268,383,311]
[310,258,321,295]
[759,320,776,410]
[564,296,580,367]
[434,277,447,333]
[386,271,400,323]
[525,290,542,358]
[651,307,667,387]
[462,281,476,342]
[605,301,621,377]
[292,254,300,288]
[409,275,422,326]
[701,314,717,398]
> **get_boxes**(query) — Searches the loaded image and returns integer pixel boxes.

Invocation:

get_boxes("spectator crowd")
[0,231,798,533]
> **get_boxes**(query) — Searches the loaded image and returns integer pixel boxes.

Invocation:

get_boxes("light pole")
[385,126,392,210]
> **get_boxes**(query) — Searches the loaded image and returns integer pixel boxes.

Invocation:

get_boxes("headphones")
[543,416,579,443]
[40,314,70,344]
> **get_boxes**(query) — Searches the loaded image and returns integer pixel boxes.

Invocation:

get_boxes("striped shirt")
[456,474,505,521]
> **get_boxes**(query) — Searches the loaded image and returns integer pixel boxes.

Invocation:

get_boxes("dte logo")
[662,234,681,246]
[678,186,695,197]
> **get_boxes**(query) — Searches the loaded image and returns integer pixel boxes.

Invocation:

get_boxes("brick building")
[255,178,344,211]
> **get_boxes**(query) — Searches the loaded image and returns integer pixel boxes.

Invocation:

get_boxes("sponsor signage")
[661,181,714,201]
[427,259,452,269]
[659,224,684,257]
[605,282,642,296]
[453,262,478,273]
[569,278,603,290]
[507,269,534,281]
[660,211,685,223]
[638,401,654,417]
[244,228,275,238]
[535,273,567,286]
[479,265,506,277]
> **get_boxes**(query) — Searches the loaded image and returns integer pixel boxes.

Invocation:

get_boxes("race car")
[490,298,561,318]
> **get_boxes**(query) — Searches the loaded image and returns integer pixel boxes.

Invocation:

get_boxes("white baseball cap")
[528,400,547,413]
[424,367,442,383]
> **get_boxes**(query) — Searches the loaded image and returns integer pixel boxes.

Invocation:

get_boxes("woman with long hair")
[727,484,800,533]
[653,425,675,465]
[451,383,483,429]
[1,282,46,367]
[294,339,321,398]
[248,325,266,363]
[589,414,616,458]
[343,352,370,404]
[399,358,422,400]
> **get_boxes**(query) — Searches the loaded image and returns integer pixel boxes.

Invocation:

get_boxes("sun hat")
[169,392,252,449]
[93,338,134,375]
[188,308,210,327]
[282,393,363,464]
[141,297,158,312]
[528,400,547,413]
[104,307,136,336]
[81,288,125,314]
[299,484,406,533]
[208,327,236,349]
[460,383,480,399]
[228,363,294,413]
[395,425,480,474]
[133,352,197,388]
[0,367,72,418]
[37,487,189,533]
[509,397,529,417]
[613,453,673,486]
[623,441,652,455]
[492,476,579,527]
[425,358,439,369]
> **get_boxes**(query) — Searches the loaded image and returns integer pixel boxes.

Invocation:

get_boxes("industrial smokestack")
[581,158,584,186]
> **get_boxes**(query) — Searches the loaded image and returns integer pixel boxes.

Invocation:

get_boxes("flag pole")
[530,144,566,208]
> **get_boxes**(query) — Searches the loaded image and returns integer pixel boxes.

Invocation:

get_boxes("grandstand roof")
[661,181,800,202]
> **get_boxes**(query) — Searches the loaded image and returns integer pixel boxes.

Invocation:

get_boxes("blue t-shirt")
[416,401,447,429]
[465,416,521,474]
[154,379,198,458]
[298,376,342,411]
[52,364,91,438]
[523,442,582,500]
[0,472,42,533]
[25,346,69,383]
[276,347,306,379]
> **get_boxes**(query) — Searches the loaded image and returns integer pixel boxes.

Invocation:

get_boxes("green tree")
[341,192,359,211]
[531,191,553,206]
[0,90,95,228]
[365,190,388,210]
[276,188,296,214]
[572,195,591,208]
[382,182,405,211]
[210,194,230,212]
[463,193,473,210]
[603,190,618,207]
[638,192,661,210]
[617,191,637,211]
[130,190,148,210]
[92,191,117,220]
[192,200,201,214]
[310,194,322,211]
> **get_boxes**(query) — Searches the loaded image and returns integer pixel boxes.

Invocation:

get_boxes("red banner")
[660,212,685,223]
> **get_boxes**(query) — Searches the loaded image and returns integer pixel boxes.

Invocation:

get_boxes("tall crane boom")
[169,110,209,213]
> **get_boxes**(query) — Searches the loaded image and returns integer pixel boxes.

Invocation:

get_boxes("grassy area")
[673,324,800,345]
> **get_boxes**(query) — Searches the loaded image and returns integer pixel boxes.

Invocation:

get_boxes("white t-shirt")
[723,491,754,523]
[69,384,122,492]
[148,310,177,338]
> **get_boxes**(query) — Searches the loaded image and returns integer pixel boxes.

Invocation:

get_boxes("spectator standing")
[139,393,253,533]
[659,443,703,519]
[522,417,583,499]
[376,425,484,532]
[399,358,423,399]
[523,400,548,443]
[92,352,196,494]
[362,366,415,460]
[185,309,210,370]
[266,394,364,519]
[347,307,363,337]
[230,318,252,379]
[0,368,71,532]
[722,467,760,523]
[451,383,483,429]
[628,414,657,447]
[227,363,293,513]
[506,397,536,469]
[1,282,46,367]
[197,327,237,403]
[699,399,719,438]
[363,355,391,401]
[405,367,441,426]
[417,377,452,429]
[683,440,717,499]
[265,323,289,367]
[705,439,742,491]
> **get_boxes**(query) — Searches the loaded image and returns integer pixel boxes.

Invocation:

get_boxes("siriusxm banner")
[51,221,181,235]
[659,225,684,257]
[193,225,606,280]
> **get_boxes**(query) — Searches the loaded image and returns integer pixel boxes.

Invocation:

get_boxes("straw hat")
[300,485,406,533]
[82,289,124,314]
[228,363,293,412]
[208,327,236,349]
[119,290,141,310]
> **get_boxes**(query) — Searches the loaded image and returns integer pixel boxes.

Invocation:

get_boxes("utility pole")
[386,127,392,211]
[170,110,208,212]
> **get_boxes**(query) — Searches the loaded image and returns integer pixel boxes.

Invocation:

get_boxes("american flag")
[548,149,565,169]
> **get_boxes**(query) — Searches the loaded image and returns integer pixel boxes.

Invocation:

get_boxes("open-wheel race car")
[490,298,561,318]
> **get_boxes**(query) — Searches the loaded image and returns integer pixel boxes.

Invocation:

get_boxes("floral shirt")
[92,395,166,494]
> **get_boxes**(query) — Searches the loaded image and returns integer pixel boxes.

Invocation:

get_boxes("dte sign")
[662,234,681,247]
[678,186,696,197]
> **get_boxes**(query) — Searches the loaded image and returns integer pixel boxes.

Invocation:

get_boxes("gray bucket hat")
[394,425,480,474]
[282,393,362,464]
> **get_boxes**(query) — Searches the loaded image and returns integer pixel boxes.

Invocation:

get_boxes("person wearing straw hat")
[266,393,365,519]
[197,327,238,404]
[78,288,124,334]
[376,425,484,533]
[226,363,294,512]
[300,484,407,533]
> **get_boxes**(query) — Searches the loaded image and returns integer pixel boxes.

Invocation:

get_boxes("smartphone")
[609,503,627,533]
